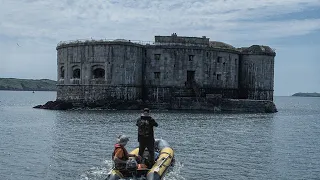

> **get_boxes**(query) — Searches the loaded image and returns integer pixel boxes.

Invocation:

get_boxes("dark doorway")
[239,89,248,99]
[187,71,195,82]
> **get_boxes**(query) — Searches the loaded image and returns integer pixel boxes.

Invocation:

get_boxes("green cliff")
[0,78,56,91]
[292,92,320,97]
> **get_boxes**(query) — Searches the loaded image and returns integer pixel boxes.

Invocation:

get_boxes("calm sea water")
[0,91,320,180]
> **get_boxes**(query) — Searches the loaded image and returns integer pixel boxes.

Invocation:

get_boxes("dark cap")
[143,108,150,112]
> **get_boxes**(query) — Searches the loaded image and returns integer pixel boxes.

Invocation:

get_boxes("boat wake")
[80,160,185,180]
[163,161,185,180]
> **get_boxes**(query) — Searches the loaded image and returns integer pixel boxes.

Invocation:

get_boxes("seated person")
[112,135,140,172]
[139,148,160,169]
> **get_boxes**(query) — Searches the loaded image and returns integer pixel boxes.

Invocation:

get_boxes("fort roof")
[240,45,276,56]
[56,34,275,55]
[209,41,236,50]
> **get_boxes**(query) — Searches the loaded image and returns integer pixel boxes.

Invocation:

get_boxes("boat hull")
[106,139,174,180]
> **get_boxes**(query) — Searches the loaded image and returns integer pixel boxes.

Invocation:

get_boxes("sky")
[0,0,319,96]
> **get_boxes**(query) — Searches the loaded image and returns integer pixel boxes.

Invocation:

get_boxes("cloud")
[1,0,320,42]
[0,0,320,81]
[0,37,56,79]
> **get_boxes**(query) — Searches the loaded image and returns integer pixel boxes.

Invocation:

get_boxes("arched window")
[73,69,80,79]
[60,67,65,79]
[93,68,105,79]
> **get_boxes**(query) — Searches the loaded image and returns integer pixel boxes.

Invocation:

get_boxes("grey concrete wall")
[55,35,276,108]
[145,46,239,88]
[56,41,144,101]
[144,45,240,102]
[239,54,275,100]
[206,50,239,89]
[144,97,277,113]
[57,85,142,102]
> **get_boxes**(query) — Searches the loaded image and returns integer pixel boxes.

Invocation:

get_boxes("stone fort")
[56,33,276,112]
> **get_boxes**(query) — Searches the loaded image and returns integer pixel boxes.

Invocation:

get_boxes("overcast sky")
[0,0,319,96]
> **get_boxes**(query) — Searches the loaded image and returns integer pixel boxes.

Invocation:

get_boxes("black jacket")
[136,114,158,141]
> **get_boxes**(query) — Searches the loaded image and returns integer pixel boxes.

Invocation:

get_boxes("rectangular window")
[154,54,161,60]
[189,55,194,61]
[154,72,160,79]
[217,56,222,63]
[217,74,221,80]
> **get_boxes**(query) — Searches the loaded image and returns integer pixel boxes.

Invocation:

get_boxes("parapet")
[209,41,237,50]
[56,39,144,50]
[154,33,209,46]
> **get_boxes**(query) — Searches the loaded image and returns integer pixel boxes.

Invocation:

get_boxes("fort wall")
[239,45,275,100]
[54,34,277,112]
[56,41,144,103]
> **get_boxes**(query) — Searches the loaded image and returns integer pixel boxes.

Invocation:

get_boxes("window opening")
[189,55,194,61]
[60,67,65,79]
[154,54,161,60]
[217,74,222,80]
[154,72,160,79]
[93,68,105,78]
[73,69,80,78]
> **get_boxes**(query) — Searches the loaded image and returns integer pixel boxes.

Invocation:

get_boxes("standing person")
[136,108,158,168]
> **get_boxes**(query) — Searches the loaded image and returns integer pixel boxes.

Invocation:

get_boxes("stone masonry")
[55,34,277,112]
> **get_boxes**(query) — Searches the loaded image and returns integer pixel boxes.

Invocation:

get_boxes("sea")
[0,91,319,180]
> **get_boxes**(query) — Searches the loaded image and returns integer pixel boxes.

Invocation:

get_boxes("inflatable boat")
[106,139,175,180]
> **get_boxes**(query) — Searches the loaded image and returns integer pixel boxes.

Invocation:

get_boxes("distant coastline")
[0,78,56,91]
[292,92,320,97]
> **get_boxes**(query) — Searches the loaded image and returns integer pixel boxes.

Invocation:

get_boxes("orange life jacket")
[112,143,129,170]
[112,143,129,161]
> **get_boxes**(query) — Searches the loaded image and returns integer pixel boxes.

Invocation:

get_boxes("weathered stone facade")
[56,34,277,112]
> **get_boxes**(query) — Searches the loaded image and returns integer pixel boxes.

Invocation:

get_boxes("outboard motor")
[105,159,138,180]
[126,158,138,177]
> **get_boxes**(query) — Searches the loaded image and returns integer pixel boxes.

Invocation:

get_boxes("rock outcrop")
[33,100,73,110]
[33,98,278,113]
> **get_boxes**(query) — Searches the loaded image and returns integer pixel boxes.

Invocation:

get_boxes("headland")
[0,78,56,91]
[292,92,320,97]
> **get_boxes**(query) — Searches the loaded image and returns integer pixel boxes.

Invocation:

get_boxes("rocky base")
[83,99,145,110]
[33,100,145,110]
[34,98,277,113]
[33,100,73,110]
[221,99,278,113]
